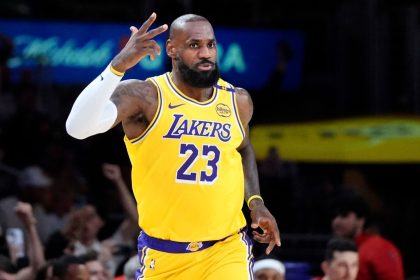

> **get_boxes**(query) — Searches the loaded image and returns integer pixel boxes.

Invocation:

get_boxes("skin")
[110,12,280,254]
[61,264,90,280]
[321,251,359,280]
[254,268,285,280]
[85,260,109,280]
[332,212,364,239]
[0,271,16,280]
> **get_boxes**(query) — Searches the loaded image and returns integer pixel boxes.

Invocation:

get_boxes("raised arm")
[102,163,138,224]
[14,202,45,280]
[236,88,281,254]
[65,12,168,140]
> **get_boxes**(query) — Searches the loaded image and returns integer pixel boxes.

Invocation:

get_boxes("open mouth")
[197,63,214,71]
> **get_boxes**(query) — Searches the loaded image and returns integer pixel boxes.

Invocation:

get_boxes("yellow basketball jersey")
[124,73,247,242]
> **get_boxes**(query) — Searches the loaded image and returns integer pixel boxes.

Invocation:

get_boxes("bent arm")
[236,88,281,254]
[65,64,122,139]
[15,202,45,280]
[66,12,168,140]
[236,88,261,204]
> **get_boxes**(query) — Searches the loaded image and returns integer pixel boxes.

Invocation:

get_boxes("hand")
[112,12,168,72]
[102,163,122,182]
[250,201,281,255]
[15,201,36,229]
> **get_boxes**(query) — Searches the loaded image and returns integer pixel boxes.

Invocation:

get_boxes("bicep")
[235,88,253,151]
[110,79,149,125]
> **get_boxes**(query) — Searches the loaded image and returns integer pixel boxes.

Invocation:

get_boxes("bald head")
[169,14,210,39]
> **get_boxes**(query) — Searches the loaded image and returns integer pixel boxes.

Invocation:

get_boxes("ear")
[166,39,175,58]
[357,216,366,231]
[321,261,329,275]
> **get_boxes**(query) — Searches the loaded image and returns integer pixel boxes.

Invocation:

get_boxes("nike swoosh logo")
[100,75,104,81]
[168,103,185,109]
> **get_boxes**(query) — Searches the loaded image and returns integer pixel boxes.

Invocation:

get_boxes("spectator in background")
[51,255,89,280]
[0,255,17,280]
[253,257,285,280]
[0,202,46,280]
[79,250,111,280]
[0,165,53,239]
[313,237,358,280]
[263,41,294,94]
[113,255,139,280]
[52,163,138,278]
[330,190,404,280]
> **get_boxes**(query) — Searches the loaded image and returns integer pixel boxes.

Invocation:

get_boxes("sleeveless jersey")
[124,73,247,242]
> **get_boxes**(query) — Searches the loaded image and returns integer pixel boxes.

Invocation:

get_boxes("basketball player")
[66,13,281,279]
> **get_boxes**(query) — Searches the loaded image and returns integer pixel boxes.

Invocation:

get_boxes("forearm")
[113,178,138,224]
[65,63,122,139]
[240,142,263,208]
[25,223,45,271]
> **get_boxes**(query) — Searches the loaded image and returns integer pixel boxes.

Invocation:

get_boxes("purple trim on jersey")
[214,84,235,92]
[164,73,218,106]
[131,77,163,144]
[229,84,245,139]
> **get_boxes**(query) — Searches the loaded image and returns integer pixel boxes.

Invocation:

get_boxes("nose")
[198,46,211,59]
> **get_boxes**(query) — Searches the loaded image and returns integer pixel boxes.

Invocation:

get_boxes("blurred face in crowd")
[85,260,109,280]
[61,263,89,280]
[321,251,359,280]
[80,205,104,242]
[332,212,364,239]
[254,268,285,280]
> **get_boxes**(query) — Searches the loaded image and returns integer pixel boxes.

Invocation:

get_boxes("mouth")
[196,62,214,71]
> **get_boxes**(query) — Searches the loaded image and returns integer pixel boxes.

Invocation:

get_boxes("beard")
[176,57,220,88]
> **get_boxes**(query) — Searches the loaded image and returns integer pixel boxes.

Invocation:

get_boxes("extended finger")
[144,24,168,40]
[265,241,276,255]
[130,26,139,37]
[138,12,158,34]
[269,222,281,246]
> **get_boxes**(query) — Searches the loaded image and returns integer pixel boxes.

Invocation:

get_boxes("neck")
[170,71,214,102]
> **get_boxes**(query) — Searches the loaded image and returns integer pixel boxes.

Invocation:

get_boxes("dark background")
[1,0,420,278]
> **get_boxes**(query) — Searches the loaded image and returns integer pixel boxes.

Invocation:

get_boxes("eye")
[189,43,199,48]
[208,42,216,48]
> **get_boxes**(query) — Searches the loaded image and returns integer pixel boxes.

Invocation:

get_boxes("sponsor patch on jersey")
[216,103,231,117]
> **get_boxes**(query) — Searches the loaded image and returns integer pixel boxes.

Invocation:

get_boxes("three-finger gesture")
[112,12,168,72]
[250,201,281,255]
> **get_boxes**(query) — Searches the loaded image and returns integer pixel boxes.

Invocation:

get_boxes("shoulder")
[112,79,158,108]
[111,79,159,124]
[234,87,253,126]
[115,79,157,98]
[360,234,401,255]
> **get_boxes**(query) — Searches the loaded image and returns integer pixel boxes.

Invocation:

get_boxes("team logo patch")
[186,242,203,252]
[216,103,231,117]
